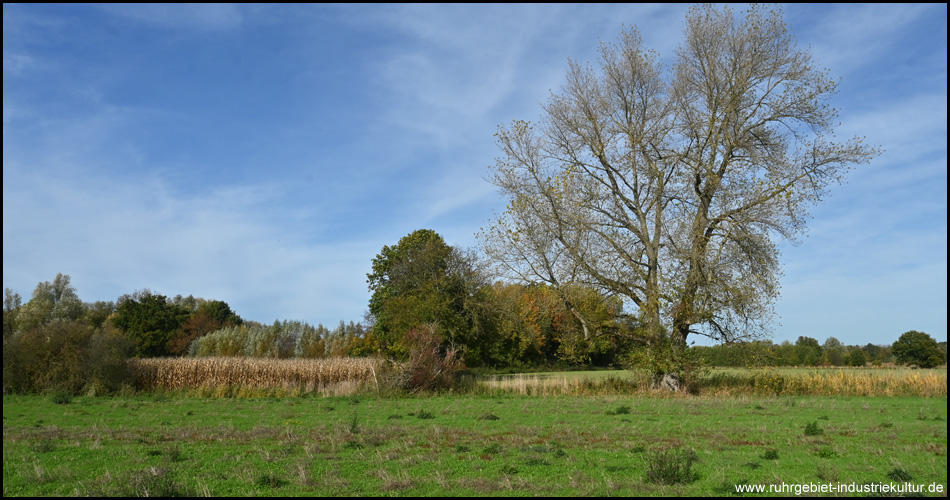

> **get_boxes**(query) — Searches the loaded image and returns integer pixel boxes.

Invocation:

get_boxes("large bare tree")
[479,5,880,381]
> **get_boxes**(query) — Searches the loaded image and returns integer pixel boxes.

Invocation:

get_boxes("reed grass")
[128,357,392,396]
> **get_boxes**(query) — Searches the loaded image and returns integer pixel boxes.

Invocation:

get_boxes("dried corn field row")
[756,370,948,397]
[129,357,393,391]
[477,369,948,397]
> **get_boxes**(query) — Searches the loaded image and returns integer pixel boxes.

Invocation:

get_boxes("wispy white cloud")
[789,3,939,77]
[98,4,245,32]
[2,155,375,326]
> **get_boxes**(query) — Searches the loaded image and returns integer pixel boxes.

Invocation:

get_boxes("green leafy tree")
[367,229,476,358]
[3,288,22,338]
[822,337,845,366]
[479,4,879,389]
[295,322,329,358]
[772,340,797,367]
[167,300,242,355]
[847,347,866,367]
[81,300,115,331]
[794,336,822,366]
[111,290,190,357]
[16,273,85,332]
[892,330,945,368]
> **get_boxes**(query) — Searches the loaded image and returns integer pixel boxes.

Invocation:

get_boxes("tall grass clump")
[645,447,699,485]
[476,371,648,396]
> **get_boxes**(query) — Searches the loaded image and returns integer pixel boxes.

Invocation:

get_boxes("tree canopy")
[367,229,477,358]
[892,330,945,369]
[479,5,880,366]
[111,290,191,358]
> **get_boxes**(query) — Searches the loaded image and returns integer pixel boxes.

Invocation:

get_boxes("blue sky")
[3,4,946,347]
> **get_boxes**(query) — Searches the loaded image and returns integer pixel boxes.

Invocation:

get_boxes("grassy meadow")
[3,366,947,496]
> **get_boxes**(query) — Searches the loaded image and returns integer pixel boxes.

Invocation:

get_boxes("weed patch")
[645,447,699,485]
[254,473,287,488]
[886,467,913,482]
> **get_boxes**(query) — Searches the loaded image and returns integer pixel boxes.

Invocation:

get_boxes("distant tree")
[246,320,298,359]
[112,290,190,357]
[772,340,797,367]
[3,288,22,338]
[170,294,204,313]
[190,324,249,357]
[81,300,115,331]
[892,330,945,368]
[16,273,84,332]
[167,300,242,355]
[295,323,329,359]
[794,336,822,366]
[863,343,882,362]
[847,347,866,367]
[822,337,845,366]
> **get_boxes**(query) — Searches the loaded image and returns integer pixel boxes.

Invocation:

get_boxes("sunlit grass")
[2,394,946,496]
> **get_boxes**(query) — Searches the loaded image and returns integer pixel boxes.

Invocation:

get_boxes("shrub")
[751,370,786,395]
[49,391,72,405]
[607,405,632,415]
[2,321,132,395]
[804,421,824,436]
[391,324,467,393]
[886,467,913,482]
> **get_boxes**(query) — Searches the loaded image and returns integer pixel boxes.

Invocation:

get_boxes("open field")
[3,393,946,496]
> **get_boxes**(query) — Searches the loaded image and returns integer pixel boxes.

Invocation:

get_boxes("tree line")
[3,243,945,395]
[692,336,946,369]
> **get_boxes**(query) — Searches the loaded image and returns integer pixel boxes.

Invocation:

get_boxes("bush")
[390,324,467,393]
[2,321,132,395]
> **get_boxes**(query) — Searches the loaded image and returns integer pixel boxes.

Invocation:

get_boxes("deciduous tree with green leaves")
[892,330,945,369]
[15,273,84,333]
[367,229,478,358]
[111,290,190,358]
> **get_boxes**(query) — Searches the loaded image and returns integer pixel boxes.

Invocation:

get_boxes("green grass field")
[3,392,946,496]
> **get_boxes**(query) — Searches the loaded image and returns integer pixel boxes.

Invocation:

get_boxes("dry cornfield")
[477,369,947,397]
[128,356,394,394]
[779,370,947,397]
